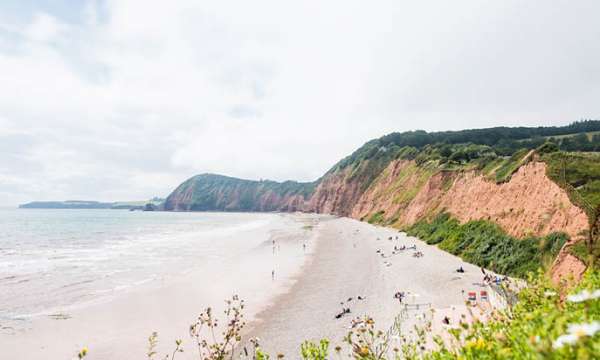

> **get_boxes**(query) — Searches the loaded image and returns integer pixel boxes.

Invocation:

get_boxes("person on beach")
[271,269,275,280]
[334,308,351,319]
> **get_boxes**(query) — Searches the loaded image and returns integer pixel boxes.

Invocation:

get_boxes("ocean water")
[0,209,308,325]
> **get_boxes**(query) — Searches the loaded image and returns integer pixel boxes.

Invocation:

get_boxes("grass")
[569,241,591,264]
[493,149,531,183]
[542,151,600,215]
[406,213,568,277]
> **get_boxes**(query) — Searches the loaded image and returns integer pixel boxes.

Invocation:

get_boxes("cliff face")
[308,168,364,216]
[164,124,600,280]
[163,174,313,212]
[166,163,588,242]
[351,160,588,241]
[310,158,590,280]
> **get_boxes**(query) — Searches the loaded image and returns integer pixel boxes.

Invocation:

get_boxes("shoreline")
[0,213,325,360]
[1,214,505,359]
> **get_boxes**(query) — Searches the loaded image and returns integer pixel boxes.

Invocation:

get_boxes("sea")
[0,208,316,329]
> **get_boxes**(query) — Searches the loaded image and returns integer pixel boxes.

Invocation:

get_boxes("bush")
[406,213,568,277]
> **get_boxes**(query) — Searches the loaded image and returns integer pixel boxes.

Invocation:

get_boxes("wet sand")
[0,213,324,360]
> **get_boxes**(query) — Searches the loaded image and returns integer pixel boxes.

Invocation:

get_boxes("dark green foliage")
[536,141,560,154]
[542,152,600,213]
[494,148,530,183]
[334,121,600,172]
[375,120,600,155]
[407,213,568,277]
[328,121,600,195]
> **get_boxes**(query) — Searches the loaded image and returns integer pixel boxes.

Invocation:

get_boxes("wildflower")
[529,335,540,344]
[553,321,600,349]
[465,338,486,351]
[566,289,600,303]
[358,346,370,356]
[544,291,557,297]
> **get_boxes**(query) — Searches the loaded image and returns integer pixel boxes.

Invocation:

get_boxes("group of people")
[480,267,508,285]
[377,243,420,260]
[334,307,351,319]
[334,295,366,319]
[393,245,406,252]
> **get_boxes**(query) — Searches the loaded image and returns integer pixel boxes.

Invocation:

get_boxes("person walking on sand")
[272,269,275,280]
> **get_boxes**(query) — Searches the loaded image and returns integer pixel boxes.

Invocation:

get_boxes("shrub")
[406,213,568,277]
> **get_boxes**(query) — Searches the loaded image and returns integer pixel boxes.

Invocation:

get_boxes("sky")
[0,0,599,205]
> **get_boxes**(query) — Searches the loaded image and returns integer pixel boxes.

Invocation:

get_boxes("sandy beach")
[242,216,503,358]
[1,215,503,359]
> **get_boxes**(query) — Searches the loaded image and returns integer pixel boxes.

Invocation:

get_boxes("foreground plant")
[417,270,600,359]
[145,270,600,360]
[146,295,245,360]
[189,295,246,360]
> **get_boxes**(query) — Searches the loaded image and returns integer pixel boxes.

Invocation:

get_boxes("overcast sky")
[0,1,599,205]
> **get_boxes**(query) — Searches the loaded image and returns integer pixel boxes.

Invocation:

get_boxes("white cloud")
[0,0,599,205]
[24,13,68,43]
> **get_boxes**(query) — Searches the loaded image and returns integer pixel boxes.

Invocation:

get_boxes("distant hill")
[19,198,165,210]
[163,174,314,212]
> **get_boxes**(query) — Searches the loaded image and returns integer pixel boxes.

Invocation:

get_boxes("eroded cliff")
[165,123,600,279]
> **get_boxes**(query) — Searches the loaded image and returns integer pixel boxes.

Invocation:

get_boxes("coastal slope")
[163,174,314,212]
[164,121,600,279]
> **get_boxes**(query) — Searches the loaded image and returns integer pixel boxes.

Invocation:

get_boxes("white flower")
[566,289,600,303]
[553,333,578,349]
[553,321,600,349]
[544,291,557,297]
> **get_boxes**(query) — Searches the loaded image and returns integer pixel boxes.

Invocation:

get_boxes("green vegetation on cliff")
[542,152,600,214]
[330,120,600,194]
[406,213,568,277]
